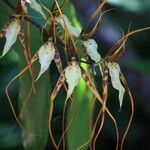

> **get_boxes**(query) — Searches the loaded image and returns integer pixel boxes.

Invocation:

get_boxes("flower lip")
[56,14,81,37]
[82,38,101,63]
[65,59,82,101]
[36,40,55,81]
[0,18,21,58]
[108,62,125,108]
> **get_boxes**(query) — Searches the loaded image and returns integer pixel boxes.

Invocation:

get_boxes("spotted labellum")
[108,62,125,108]
[36,39,55,81]
[56,14,81,37]
[0,18,21,58]
[82,38,101,63]
[65,60,82,101]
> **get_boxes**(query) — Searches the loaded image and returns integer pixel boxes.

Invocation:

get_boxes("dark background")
[0,0,150,149]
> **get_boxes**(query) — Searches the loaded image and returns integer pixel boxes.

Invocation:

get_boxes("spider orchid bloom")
[25,0,46,19]
[82,38,101,63]
[0,19,21,58]
[108,62,125,108]
[56,14,81,37]
[83,38,125,108]
[36,39,55,81]
[65,60,82,101]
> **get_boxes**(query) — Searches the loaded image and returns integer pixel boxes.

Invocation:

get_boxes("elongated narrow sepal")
[36,41,55,81]
[108,62,125,108]
[51,70,66,100]
[54,49,63,73]
[56,14,81,37]
[0,19,21,58]
[20,0,28,14]
[82,39,101,63]
[25,0,46,19]
[65,61,81,101]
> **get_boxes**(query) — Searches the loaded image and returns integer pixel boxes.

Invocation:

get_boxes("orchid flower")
[25,0,46,19]
[56,14,81,37]
[36,39,55,81]
[83,38,125,108]
[65,60,81,101]
[82,38,101,63]
[0,18,21,58]
[108,62,125,108]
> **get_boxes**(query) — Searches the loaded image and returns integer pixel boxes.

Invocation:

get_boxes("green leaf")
[16,24,50,149]
[66,77,94,150]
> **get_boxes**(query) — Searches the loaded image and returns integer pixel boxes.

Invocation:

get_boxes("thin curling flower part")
[65,60,82,101]
[36,39,55,81]
[0,19,21,58]
[82,39,101,63]
[25,0,46,19]
[19,0,28,14]
[56,14,81,37]
[108,62,125,108]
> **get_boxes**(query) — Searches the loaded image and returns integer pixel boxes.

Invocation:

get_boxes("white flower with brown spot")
[83,38,125,108]
[82,39,101,63]
[65,60,82,101]
[56,14,81,37]
[108,62,125,108]
[36,39,55,81]
[0,19,21,58]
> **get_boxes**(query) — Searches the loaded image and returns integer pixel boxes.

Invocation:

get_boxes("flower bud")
[56,14,81,37]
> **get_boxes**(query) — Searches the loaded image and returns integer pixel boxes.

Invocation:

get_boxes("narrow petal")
[108,62,125,108]
[82,39,101,63]
[0,19,21,58]
[56,14,81,37]
[65,61,81,101]
[20,0,28,14]
[26,0,46,19]
[36,40,55,81]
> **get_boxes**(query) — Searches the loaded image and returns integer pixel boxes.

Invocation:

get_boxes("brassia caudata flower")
[36,38,55,81]
[25,0,46,19]
[82,39,101,63]
[0,18,21,58]
[65,60,82,101]
[83,37,125,108]
[108,62,125,108]
[56,14,81,37]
